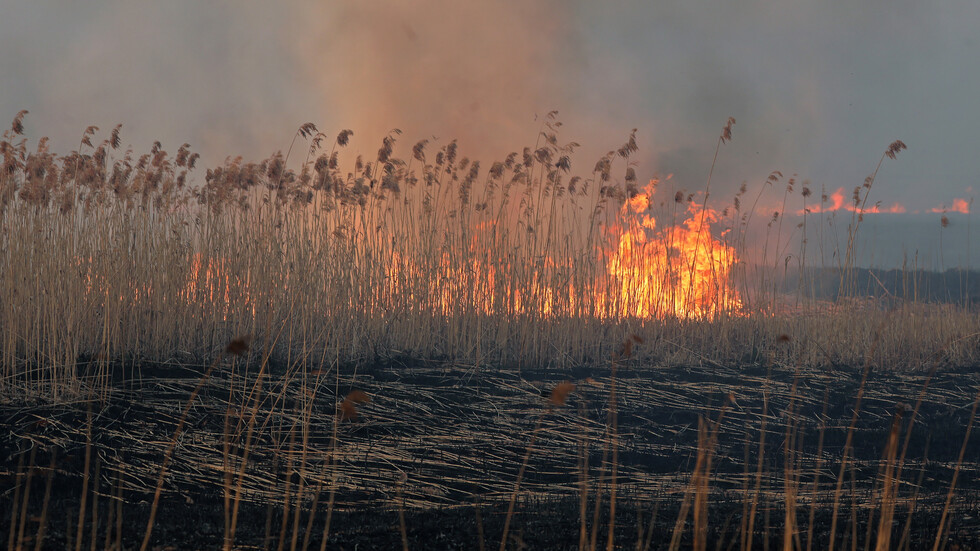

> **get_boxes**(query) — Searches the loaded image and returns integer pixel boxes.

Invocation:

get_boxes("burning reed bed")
[1,111,979,548]
[0,111,977,398]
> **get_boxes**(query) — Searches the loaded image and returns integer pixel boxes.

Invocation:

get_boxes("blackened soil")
[2,358,979,549]
[2,486,976,550]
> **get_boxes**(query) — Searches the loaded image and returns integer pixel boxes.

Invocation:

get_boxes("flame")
[158,185,743,322]
[852,201,906,214]
[931,198,971,214]
[385,251,556,318]
[184,253,233,304]
[877,202,906,214]
[804,187,846,213]
[602,182,741,319]
[799,187,907,215]
[183,253,258,322]
[384,180,741,320]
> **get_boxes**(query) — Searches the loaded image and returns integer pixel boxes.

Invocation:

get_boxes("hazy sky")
[2,1,977,268]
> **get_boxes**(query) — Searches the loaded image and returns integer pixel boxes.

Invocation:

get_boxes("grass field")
[1,111,978,549]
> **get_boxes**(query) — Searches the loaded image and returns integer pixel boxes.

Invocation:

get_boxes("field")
[1,111,979,549]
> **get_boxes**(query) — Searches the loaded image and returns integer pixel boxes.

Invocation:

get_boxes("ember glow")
[185,253,234,306]
[931,198,971,214]
[866,202,907,214]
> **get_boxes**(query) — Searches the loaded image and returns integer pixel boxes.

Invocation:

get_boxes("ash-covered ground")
[2,357,978,549]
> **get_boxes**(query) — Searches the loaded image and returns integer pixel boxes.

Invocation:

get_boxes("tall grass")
[1,111,977,398]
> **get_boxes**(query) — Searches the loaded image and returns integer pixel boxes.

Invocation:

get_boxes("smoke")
[291,1,576,161]
[2,0,977,245]
[289,1,818,198]
[0,3,317,167]
[0,2,900,183]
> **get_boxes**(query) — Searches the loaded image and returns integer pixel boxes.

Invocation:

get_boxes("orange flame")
[799,187,906,215]
[184,253,233,304]
[931,198,970,214]
[385,180,741,320]
[803,187,846,213]
[180,183,742,321]
[603,182,741,318]
[385,252,556,318]
[856,201,906,214]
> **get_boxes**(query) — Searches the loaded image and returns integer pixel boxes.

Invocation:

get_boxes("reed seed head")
[885,140,907,160]
[225,337,250,356]
[11,110,28,135]
[548,381,576,406]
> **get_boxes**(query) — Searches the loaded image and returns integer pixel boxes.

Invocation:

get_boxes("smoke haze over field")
[293,1,573,160]
[1,0,978,267]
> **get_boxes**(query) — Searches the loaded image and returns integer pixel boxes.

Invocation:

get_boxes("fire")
[385,180,741,320]
[931,198,971,214]
[798,186,907,215]
[870,202,906,214]
[385,251,556,318]
[602,182,741,319]
[184,253,233,304]
[178,185,743,322]
[803,187,846,213]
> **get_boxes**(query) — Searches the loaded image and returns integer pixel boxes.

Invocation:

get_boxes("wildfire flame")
[179,184,742,321]
[603,181,741,319]
[931,198,971,214]
[799,186,906,215]
[384,180,741,320]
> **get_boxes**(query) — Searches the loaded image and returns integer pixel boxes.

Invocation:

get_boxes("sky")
[1,1,978,268]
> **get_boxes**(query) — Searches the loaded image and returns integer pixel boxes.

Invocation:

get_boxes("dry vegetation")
[1,110,979,549]
[0,111,977,398]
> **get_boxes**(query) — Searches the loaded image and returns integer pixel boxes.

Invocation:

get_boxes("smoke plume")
[292,1,575,161]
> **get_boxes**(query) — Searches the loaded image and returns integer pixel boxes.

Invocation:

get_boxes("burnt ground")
[1,357,979,549]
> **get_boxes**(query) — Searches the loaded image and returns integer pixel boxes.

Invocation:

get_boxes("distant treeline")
[780,267,980,305]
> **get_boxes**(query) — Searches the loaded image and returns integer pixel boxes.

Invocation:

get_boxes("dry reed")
[1,112,978,550]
